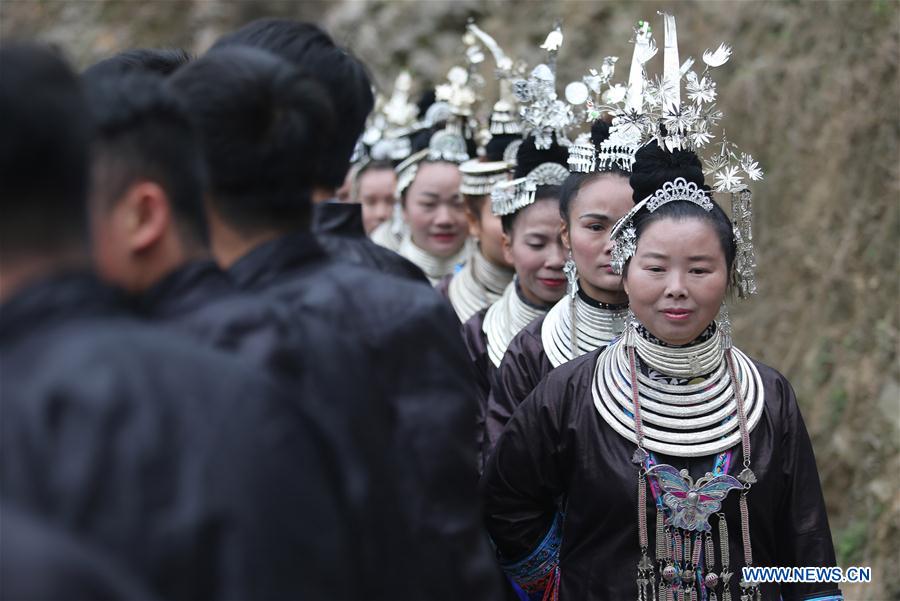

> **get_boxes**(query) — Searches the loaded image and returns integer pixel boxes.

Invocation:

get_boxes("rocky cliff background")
[2,1,897,598]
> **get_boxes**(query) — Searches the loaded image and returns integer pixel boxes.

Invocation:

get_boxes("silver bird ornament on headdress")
[465,21,524,137]
[511,24,573,149]
[605,13,762,298]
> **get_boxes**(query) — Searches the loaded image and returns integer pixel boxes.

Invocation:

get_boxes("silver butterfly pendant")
[646,464,742,532]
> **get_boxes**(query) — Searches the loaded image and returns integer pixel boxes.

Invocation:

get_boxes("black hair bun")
[629,139,706,203]
[589,119,612,148]
[409,126,437,154]
[513,134,568,179]
[484,133,518,162]
[416,88,436,118]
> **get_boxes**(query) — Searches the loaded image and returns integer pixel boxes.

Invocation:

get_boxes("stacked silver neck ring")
[483,277,549,368]
[398,234,470,285]
[542,290,629,368]
[591,322,764,601]
[448,249,513,322]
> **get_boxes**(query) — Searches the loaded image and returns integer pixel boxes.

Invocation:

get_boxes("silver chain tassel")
[636,471,655,600]
[719,515,732,601]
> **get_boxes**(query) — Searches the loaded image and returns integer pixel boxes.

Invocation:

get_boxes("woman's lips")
[430,232,458,243]
[662,308,693,321]
[538,278,566,288]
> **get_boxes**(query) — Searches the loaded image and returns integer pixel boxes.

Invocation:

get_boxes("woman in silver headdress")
[437,155,515,322]
[460,134,569,467]
[481,141,842,601]
[391,127,472,284]
[483,119,635,463]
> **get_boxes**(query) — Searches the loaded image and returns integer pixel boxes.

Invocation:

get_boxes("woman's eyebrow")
[578,212,611,222]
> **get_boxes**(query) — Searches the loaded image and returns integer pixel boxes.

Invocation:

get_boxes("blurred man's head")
[84,71,207,292]
[213,19,373,196]
[169,46,334,265]
[0,44,91,298]
[83,48,191,80]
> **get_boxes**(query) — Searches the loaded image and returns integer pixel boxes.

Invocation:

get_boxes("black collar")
[228,231,327,291]
[312,201,366,238]
[576,284,629,311]
[137,260,233,320]
[0,271,124,343]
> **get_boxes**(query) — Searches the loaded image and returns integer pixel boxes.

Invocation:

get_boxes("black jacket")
[0,273,354,600]
[134,258,421,598]
[483,349,842,601]
[230,231,504,599]
[312,200,429,283]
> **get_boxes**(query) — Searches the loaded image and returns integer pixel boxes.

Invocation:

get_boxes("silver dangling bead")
[564,253,578,300]
[564,252,579,356]
[623,309,638,347]
[717,301,733,350]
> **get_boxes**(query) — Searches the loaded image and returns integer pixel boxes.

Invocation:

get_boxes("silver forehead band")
[645,177,712,212]
[491,162,569,216]
[609,177,713,273]
[395,131,470,198]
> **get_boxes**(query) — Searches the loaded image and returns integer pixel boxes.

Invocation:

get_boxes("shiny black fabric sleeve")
[484,316,550,468]
[772,372,842,601]
[389,301,503,598]
[482,356,584,561]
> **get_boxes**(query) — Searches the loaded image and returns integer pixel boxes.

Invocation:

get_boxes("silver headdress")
[567,132,598,173]
[511,24,574,150]
[395,128,470,199]
[466,21,524,137]
[460,159,512,197]
[435,65,479,120]
[360,71,419,163]
[609,176,713,272]
[607,13,761,298]
[491,161,569,216]
[502,138,523,166]
[567,21,657,174]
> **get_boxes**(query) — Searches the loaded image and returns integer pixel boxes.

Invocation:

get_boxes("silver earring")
[564,252,578,300]
[717,301,733,350]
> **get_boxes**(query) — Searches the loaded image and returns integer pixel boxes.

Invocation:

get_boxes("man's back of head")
[0,44,90,277]
[169,46,334,250]
[83,71,209,289]
[83,47,191,80]
[213,19,373,193]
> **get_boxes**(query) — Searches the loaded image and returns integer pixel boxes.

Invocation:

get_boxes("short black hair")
[83,71,208,245]
[0,44,90,257]
[83,48,192,80]
[168,46,334,234]
[212,19,373,190]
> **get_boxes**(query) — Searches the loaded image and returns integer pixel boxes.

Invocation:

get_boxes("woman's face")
[502,198,567,306]
[357,167,397,234]
[403,162,467,257]
[562,175,633,304]
[623,217,728,345]
[467,196,511,269]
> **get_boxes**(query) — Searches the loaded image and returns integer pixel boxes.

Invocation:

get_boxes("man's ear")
[122,181,170,253]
